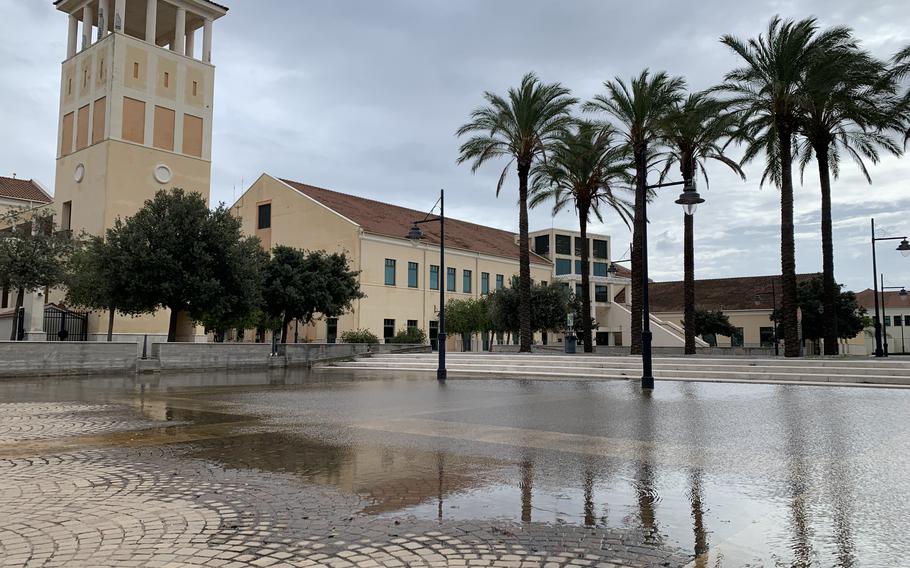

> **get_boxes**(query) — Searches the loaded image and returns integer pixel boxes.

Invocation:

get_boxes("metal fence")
[43,306,88,341]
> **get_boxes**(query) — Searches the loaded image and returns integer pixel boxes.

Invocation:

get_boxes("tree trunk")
[777,126,800,357]
[107,307,115,342]
[517,160,533,353]
[280,314,291,344]
[9,288,24,340]
[683,212,696,355]
[579,204,593,353]
[630,146,647,355]
[167,309,179,342]
[816,145,839,355]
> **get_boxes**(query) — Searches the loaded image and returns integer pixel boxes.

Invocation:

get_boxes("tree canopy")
[771,275,866,341]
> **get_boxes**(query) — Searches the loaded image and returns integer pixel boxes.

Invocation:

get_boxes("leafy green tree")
[658,92,745,354]
[584,70,685,355]
[487,279,572,343]
[101,188,262,341]
[445,297,491,351]
[457,72,577,353]
[795,45,901,354]
[530,120,632,353]
[0,212,76,340]
[264,245,364,344]
[686,309,738,346]
[197,236,269,340]
[771,276,866,343]
[719,16,854,356]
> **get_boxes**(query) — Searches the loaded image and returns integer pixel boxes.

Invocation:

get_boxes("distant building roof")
[279,178,550,264]
[649,273,821,312]
[0,176,52,204]
[855,289,910,310]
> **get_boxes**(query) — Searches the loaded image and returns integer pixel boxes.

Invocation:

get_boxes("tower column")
[185,24,195,57]
[145,0,157,43]
[98,0,111,39]
[67,14,78,58]
[173,7,186,53]
[114,0,126,32]
[81,4,94,50]
[202,18,213,63]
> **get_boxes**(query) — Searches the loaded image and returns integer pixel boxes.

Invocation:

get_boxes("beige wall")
[653,309,776,348]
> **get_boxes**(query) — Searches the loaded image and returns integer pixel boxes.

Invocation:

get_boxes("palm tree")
[584,70,685,355]
[795,45,902,355]
[529,120,634,352]
[456,73,577,353]
[718,17,854,357]
[658,92,745,354]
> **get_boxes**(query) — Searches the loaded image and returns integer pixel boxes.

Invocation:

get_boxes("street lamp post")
[407,189,447,381]
[885,286,910,354]
[881,282,909,357]
[635,176,702,390]
[869,218,910,357]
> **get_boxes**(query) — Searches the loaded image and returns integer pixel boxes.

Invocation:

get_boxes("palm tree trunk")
[778,126,800,357]
[630,147,647,355]
[107,307,115,342]
[167,308,179,342]
[816,145,839,355]
[9,288,24,340]
[683,212,696,354]
[517,160,533,353]
[579,203,593,353]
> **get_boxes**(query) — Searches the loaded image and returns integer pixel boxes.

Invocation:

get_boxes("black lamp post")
[882,285,908,354]
[407,189,446,381]
[869,218,909,357]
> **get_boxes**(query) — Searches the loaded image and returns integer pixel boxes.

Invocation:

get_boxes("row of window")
[884,315,910,326]
[384,259,505,293]
[555,258,610,277]
[566,283,610,302]
[534,235,609,259]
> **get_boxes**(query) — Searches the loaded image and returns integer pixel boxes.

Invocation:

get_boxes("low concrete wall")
[152,343,273,370]
[283,343,430,366]
[0,341,138,377]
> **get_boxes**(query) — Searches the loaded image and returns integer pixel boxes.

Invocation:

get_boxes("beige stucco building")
[49,0,228,342]
[855,289,910,355]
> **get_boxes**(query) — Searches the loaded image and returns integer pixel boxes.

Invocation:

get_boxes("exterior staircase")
[323,352,910,387]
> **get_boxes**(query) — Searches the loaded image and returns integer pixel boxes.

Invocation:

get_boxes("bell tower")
[52,0,228,341]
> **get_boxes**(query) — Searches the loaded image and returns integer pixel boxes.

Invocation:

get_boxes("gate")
[43,305,88,341]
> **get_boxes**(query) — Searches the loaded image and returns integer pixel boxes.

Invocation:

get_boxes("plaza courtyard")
[0,369,908,567]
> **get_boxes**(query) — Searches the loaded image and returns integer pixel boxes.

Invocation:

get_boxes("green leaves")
[0,212,74,295]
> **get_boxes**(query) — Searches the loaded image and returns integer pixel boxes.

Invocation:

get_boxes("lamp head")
[900,288,908,297]
[407,224,425,241]
[898,238,910,257]
[675,178,704,216]
[606,262,618,276]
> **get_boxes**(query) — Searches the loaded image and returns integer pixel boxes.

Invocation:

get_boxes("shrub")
[387,327,427,344]
[340,328,380,344]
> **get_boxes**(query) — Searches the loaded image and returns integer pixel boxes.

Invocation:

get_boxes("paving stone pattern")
[0,402,691,567]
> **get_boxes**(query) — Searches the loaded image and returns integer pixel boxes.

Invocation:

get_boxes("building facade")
[51,0,227,342]
[856,289,910,355]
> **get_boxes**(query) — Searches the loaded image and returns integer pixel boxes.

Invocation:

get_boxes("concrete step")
[326,360,910,385]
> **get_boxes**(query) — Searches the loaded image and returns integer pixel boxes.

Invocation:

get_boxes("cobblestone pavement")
[0,402,691,568]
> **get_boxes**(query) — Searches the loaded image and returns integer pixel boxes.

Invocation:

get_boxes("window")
[576,284,583,297]
[895,316,903,327]
[595,285,608,303]
[61,201,72,232]
[760,327,775,347]
[326,318,338,344]
[447,267,456,292]
[384,259,396,286]
[163,71,169,88]
[407,320,418,331]
[555,234,571,255]
[83,68,88,87]
[731,327,744,347]
[555,258,571,275]
[574,237,589,257]
[408,262,418,288]
[575,260,585,275]
[133,62,139,79]
[905,316,910,327]
[481,272,490,295]
[257,203,271,229]
[593,239,608,259]
[496,274,504,290]
[192,81,198,96]
[383,319,395,343]
[67,77,72,95]
[430,265,439,290]
[429,321,439,351]
[593,262,608,277]
[534,235,550,255]
[884,316,891,326]
[153,105,176,151]
[463,270,472,293]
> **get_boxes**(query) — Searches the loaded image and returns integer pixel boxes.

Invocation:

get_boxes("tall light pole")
[870,218,910,357]
[881,282,909,357]
[407,189,446,381]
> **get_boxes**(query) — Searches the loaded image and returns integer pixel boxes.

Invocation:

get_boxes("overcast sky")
[3,0,910,292]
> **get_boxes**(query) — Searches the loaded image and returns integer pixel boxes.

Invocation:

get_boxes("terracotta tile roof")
[649,273,821,312]
[0,176,52,204]
[855,289,910,309]
[279,178,550,265]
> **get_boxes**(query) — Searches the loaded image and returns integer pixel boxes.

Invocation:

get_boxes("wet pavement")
[0,368,908,567]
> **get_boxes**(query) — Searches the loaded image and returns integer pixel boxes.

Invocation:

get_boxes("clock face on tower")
[73,163,85,183]
[154,164,172,184]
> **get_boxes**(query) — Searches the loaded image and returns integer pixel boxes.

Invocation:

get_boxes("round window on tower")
[74,163,85,183]
[153,164,172,184]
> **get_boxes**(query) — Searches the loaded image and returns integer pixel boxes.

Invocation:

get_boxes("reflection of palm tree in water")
[520,455,533,523]
[822,403,856,567]
[583,461,596,526]
[436,450,446,521]
[781,387,813,566]
[680,383,709,561]
[635,390,660,543]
